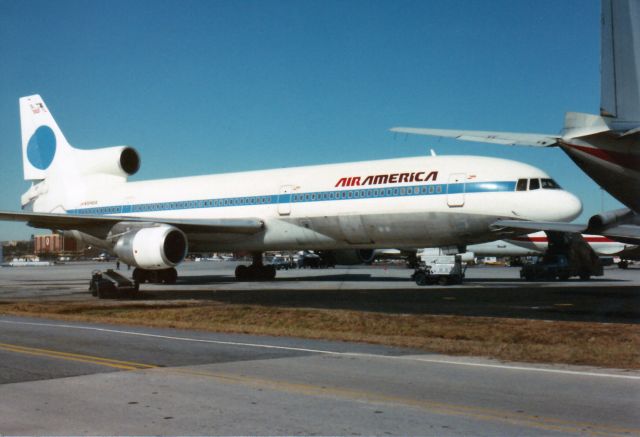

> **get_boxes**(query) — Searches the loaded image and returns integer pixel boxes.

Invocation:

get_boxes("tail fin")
[600,0,640,127]
[20,95,74,181]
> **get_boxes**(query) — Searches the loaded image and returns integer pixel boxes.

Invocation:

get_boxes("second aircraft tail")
[600,0,640,128]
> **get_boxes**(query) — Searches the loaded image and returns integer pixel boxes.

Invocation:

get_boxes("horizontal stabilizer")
[390,127,560,147]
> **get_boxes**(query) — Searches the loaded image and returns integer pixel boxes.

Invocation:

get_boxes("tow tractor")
[89,269,139,298]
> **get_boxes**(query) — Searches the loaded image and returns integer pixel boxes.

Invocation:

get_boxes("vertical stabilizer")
[19,95,74,181]
[600,0,640,125]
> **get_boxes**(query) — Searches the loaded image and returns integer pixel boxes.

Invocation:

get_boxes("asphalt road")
[1,315,638,436]
[1,261,639,323]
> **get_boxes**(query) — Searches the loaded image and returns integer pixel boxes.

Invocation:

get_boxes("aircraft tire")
[133,268,147,284]
[235,264,276,281]
[161,268,178,284]
[235,265,249,281]
[263,265,276,280]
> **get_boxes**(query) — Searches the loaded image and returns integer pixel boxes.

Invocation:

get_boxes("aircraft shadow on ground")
[138,280,640,324]
[174,273,399,285]
[170,273,630,287]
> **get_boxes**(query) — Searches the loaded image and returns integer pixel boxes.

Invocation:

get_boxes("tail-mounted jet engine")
[587,208,636,231]
[75,146,140,178]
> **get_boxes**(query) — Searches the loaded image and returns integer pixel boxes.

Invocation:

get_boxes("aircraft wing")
[492,219,640,245]
[0,211,264,238]
[491,219,586,234]
[587,225,640,245]
[390,127,560,147]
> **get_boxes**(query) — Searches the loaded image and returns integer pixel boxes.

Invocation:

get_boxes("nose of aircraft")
[555,190,583,222]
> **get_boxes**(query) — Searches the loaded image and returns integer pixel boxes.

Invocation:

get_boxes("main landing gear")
[235,252,276,281]
[132,267,178,284]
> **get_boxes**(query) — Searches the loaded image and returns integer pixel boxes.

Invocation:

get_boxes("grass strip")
[0,299,638,369]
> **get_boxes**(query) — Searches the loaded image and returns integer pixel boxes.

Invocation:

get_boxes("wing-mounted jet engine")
[114,225,187,269]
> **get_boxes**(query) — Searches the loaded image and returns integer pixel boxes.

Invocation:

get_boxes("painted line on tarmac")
[0,341,157,371]
[164,367,637,437]
[1,318,639,381]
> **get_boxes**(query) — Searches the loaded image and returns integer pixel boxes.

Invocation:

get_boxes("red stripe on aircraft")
[512,236,614,243]
[562,142,640,170]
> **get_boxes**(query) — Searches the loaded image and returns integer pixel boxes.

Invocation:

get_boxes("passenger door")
[277,185,294,215]
[447,173,466,207]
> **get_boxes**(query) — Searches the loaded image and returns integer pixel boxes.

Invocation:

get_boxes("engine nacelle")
[588,208,634,230]
[75,146,140,178]
[114,225,187,270]
[328,249,377,265]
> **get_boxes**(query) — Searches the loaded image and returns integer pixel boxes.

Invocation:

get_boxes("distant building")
[34,233,84,257]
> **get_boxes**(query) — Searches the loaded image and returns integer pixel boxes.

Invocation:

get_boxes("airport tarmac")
[1,261,639,323]
[0,262,639,435]
[1,315,639,436]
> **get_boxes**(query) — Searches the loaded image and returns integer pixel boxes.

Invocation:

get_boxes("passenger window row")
[129,196,275,213]
[292,185,443,203]
[74,180,517,215]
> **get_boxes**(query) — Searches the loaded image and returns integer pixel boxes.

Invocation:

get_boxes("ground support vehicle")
[413,254,465,286]
[89,269,139,299]
[520,232,603,281]
[520,254,603,280]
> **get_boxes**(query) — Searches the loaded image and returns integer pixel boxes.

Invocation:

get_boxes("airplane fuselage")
[28,155,582,253]
[560,137,640,213]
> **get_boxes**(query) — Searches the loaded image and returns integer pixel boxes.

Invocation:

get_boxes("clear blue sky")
[0,0,614,241]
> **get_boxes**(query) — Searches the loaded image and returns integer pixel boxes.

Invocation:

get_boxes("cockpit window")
[529,178,540,190]
[516,179,527,191]
[541,178,561,189]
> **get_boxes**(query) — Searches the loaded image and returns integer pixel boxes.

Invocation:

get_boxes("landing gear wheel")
[235,262,277,281]
[414,271,427,286]
[160,268,178,284]
[132,268,147,283]
[264,265,276,280]
[235,265,249,280]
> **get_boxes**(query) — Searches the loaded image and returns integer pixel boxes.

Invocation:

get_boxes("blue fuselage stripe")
[66,180,517,216]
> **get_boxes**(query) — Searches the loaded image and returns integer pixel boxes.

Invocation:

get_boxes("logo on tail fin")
[26,125,57,170]
[30,103,47,114]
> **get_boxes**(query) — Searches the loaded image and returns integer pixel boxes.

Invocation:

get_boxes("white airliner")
[469,232,634,257]
[392,0,640,244]
[374,232,633,262]
[0,95,581,283]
